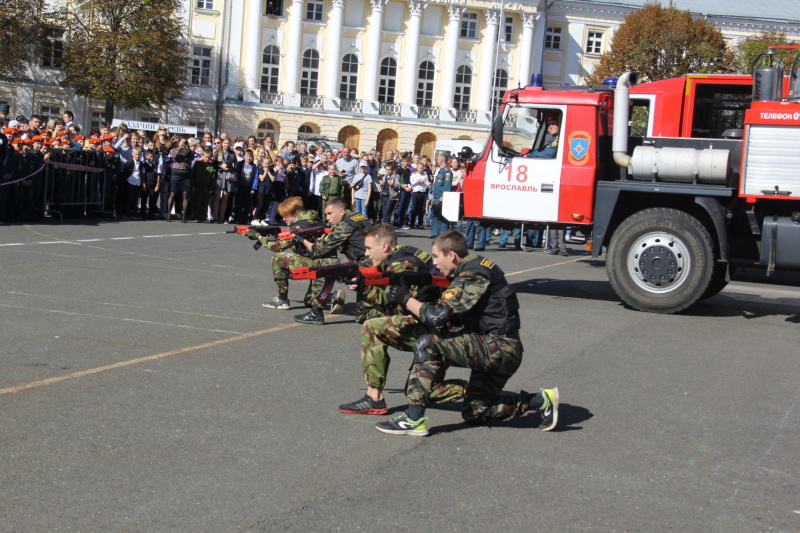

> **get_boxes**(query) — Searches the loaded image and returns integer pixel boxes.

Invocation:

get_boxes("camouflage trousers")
[406,332,531,424]
[272,252,328,307]
[361,314,466,404]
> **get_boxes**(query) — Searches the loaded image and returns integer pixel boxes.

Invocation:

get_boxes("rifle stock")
[278,226,332,241]
[359,266,451,289]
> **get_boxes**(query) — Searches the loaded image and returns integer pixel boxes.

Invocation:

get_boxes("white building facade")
[3,0,800,157]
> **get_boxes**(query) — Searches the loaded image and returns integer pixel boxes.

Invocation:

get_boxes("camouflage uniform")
[356,244,432,323]
[359,244,466,404]
[305,210,372,309]
[405,255,531,424]
[258,210,333,306]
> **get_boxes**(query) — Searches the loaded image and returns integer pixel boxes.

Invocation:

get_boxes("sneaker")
[294,307,324,325]
[538,387,560,432]
[262,296,290,310]
[560,251,568,256]
[375,412,429,436]
[401,225,410,230]
[329,289,345,315]
[339,394,388,415]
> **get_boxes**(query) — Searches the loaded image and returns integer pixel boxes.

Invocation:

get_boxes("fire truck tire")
[606,208,714,314]
[701,261,729,300]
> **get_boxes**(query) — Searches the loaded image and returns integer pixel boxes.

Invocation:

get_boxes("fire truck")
[449,66,800,314]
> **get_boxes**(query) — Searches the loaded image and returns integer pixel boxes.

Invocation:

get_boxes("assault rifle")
[228,224,331,251]
[227,225,283,250]
[291,263,450,306]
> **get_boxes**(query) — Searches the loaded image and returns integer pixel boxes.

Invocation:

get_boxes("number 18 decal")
[506,164,528,183]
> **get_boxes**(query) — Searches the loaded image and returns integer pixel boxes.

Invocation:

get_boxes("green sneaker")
[539,387,559,432]
[375,413,429,436]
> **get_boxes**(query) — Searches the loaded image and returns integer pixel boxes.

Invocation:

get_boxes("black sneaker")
[538,387,560,432]
[375,412,429,436]
[560,251,568,256]
[339,395,388,415]
[294,307,324,325]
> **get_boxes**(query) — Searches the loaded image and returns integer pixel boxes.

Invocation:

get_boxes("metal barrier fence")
[42,149,116,221]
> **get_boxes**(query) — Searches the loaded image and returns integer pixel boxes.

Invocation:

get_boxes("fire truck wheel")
[607,208,714,314]
[701,261,729,300]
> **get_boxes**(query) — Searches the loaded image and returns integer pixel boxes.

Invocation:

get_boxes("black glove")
[293,235,306,247]
[245,229,259,241]
[415,285,441,303]
[386,279,411,308]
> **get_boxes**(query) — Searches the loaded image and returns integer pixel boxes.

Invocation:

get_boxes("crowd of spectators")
[0,107,567,252]
[0,109,446,232]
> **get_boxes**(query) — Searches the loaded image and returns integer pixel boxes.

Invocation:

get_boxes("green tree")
[586,2,735,84]
[0,0,52,82]
[61,0,190,123]
[735,30,798,75]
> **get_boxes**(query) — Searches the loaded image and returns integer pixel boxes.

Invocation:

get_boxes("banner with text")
[110,120,198,136]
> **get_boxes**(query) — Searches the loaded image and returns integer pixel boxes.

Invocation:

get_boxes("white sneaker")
[262,296,291,309]
[329,290,346,315]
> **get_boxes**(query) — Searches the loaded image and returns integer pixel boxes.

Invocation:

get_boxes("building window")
[453,65,472,110]
[191,46,212,87]
[545,26,562,50]
[186,119,208,134]
[340,53,358,100]
[40,105,61,125]
[492,69,508,113]
[378,57,397,104]
[196,0,213,9]
[586,31,604,55]
[261,45,280,93]
[42,29,64,69]
[298,124,315,135]
[300,49,320,96]
[416,61,434,107]
[90,110,106,130]
[460,11,477,38]
[305,0,323,21]
[503,16,514,44]
[257,120,276,140]
[139,115,161,124]
[265,0,282,16]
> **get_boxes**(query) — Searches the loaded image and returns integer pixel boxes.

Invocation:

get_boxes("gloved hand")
[293,235,307,247]
[415,284,441,303]
[245,229,259,241]
[386,279,411,308]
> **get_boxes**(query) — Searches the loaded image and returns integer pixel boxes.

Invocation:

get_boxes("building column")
[476,10,500,115]
[401,1,424,107]
[323,0,345,103]
[362,0,387,114]
[517,13,536,87]
[532,13,545,77]
[566,22,585,84]
[440,5,464,120]
[244,0,263,101]
[283,0,304,105]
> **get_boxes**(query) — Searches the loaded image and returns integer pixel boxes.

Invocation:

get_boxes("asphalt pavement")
[1,219,799,532]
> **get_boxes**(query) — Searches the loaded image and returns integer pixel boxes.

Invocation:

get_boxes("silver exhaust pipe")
[612,71,639,170]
